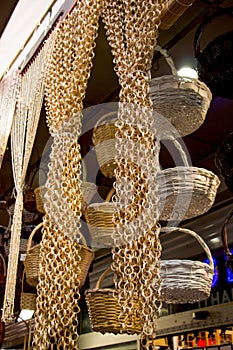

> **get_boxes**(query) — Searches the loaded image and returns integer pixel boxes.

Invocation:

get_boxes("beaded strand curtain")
[2,33,56,322]
[33,1,101,348]
[0,69,19,170]
[102,0,164,346]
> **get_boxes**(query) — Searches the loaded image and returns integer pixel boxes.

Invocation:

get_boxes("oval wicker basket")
[158,137,220,221]
[149,45,212,137]
[160,227,214,304]
[24,223,94,287]
[221,209,233,272]
[194,7,233,99]
[85,267,141,335]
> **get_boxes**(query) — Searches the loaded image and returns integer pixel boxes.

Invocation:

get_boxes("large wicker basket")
[84,188,115,248]
[150,45,212,137]
[85,267,141,335]
[158,138,220,221]
[160,227,214,304]
[160,0,195,30]
[221,209,233,272]
[194,7,233,99]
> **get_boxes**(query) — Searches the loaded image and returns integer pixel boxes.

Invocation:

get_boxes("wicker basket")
[84,188,115,248]
[92,111,117,179]
[20,272,37,311]
[215,132,233,193]
[194,7,233,99]
[80,160,97,211]
[85,267,141,335]
[221,209,233,272]
[160,227,214,304]
[24,223,43,287]
[150,45,212,137]
[158,138,220,221]
[34,186,47,214]
[160,0,195,30]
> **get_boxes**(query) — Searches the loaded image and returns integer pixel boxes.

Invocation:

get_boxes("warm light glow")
[177,67,198,79]
[17,309,34,321]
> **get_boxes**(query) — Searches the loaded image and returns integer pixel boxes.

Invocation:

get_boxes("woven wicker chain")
[102,0,164,346]
[2,36,55,323]
[33,1,101,349]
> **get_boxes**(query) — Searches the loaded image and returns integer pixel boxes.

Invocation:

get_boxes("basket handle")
[194,6,233,58]
[0,253,6,276]
[161,227,214,271]
[163,136,190,167]
[155,45,178,76]
[96,266,113,289]
[26,223,43,253]
[94,111,117,128]
[221,209,233,271]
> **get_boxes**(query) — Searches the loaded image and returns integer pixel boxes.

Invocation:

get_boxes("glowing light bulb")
[177,67,198,79]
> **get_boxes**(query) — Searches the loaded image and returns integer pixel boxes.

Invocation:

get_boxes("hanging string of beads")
[2,30,56,323]
[102,0,164,346]
[0,69,20,170]
[33,1,101,348]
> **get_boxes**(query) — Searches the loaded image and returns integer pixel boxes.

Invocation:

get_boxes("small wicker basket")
[221,209,233,272]
[158,137,220,221]
[84,188,115,248]
[150,45,212,137]
[20,272,37,311]
[194,7,233,99]
[160,0,195,31]
[160,227,214,304]
[85,267,141,335]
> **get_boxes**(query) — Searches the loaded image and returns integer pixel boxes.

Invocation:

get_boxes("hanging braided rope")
[2,32,56,323]
[102,0,164,346]
[33,1,101,348]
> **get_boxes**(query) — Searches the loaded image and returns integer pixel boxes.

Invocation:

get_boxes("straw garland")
[0,69,20,170]
[33,1,101,348]
[102,1,163,347]
[2,34,56,323]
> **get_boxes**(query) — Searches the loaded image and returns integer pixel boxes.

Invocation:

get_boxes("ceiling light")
[177,67,198,79]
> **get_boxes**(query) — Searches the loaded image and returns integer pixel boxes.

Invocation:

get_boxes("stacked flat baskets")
[215,132,233,193]
[24,223,94,287]
[149,45,212,137]
[157,137,220,221]
[194,7,233,99]
[160,227,214,304]
[85,267,141,334]
[84,188,115,248]
[221,209,233,272]
[160,0,196,30]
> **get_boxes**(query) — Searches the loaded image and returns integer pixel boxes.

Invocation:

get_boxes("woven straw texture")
[34,186,47,214]
[20,272,37,311]
[85,267,141,335]
[160,227,214,304]
[150,46,212,137]
[160,0,195,30]
[194,7,233,99]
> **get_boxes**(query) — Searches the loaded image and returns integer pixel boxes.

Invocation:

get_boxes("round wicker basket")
[160,227,214,304]
[150,45,212,137]
[85,267,141,335]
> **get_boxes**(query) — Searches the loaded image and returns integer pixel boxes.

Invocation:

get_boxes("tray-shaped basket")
[221,209,233,272]
[194,7,233,99]
[85,267,141,335]
[160,0,195,31]
[84,188,115,248]
[160,227,214,304]
[150,45,212,137]
[24,223,94,287]
[158,137,220,221]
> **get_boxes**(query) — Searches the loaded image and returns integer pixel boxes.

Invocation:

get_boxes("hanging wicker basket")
[194,7,233,99]
[150,45,212,137]
[160,0,195,31]
[24,222,94,287]
[158,137,220,221]
[85,267,141,335]
[80,159,97,212]
[215,132,233,193]
[160,227,214,304]
[221,209,233,272]
[34,186,47,214]
[84,188,115,248]
[20,272,37,311]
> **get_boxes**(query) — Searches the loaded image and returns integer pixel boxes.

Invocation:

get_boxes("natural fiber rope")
[2,34,55,323]
[0,69,20,170]
[102,1,163,347]
[33,1,101,348]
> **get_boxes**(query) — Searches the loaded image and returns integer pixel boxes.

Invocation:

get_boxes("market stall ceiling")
[0,0,233,257]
